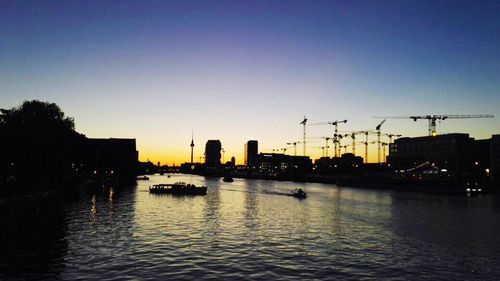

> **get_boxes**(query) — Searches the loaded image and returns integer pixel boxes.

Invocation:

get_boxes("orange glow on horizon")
[138,144,387,166]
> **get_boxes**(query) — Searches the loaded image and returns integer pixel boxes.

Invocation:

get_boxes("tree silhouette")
[1,100,83,194]
[0,100,74,131]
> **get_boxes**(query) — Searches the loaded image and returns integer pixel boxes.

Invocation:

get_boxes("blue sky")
[1,0,499,164]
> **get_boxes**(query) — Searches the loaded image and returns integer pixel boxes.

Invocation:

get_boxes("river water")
[1,174,499,280]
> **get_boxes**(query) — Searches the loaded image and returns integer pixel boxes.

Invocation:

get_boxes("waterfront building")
[491,134,500,183]
[205,140,222,169]
[388,134,474,175]
[179,162,205,174]
[86,138,138,182]
[244,140,259,169]
[259,153,288,175]
[258,153,312,177]
[315,153,364,175]
[474,139,490,174]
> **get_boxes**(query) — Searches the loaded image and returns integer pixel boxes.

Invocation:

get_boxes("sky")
[1,0,499,164]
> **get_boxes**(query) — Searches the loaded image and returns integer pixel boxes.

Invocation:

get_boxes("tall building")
[244,140,258,168]
[205,140,221,168]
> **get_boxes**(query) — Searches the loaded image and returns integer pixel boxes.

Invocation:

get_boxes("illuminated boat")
[149,182,207,195]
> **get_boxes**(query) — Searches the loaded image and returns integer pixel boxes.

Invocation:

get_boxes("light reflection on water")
[1,174,499,280]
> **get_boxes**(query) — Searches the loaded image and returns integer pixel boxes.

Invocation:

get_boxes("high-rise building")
[205,140,221,167]
[244,140,258,168]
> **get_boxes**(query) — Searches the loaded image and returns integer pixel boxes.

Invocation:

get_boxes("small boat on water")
[137,175,150,180]
[149,182,207,196]
[223,175,234,182]
[290,188,307,199]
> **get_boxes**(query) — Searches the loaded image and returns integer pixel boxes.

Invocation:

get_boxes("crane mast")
[300,116,307,156]
[376,119,386,163]
[329,120,347,157]
[347,131,363,156]
[309,119,348,158]
[322,137,331,157]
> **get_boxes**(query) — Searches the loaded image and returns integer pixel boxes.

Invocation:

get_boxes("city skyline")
[1,1,498,165]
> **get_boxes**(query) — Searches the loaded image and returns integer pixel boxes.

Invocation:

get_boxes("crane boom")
[309,119,347,157]
[374,114,493,136]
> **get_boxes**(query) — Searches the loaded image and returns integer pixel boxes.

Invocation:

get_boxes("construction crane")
[385,133,402,144]
[335,134,349,157]
[309,119,348,158]
[287,140,320,156]
[322,137,331,157]
[346,131,364,156]
[329,120,348,157]
[339,144,351,154]
[359,131,373,163]
[381,142,389,163]
[374,114,494,136]
[272,147,289,154]
[286,142,298,156]
[380,133,402,162]
[360,140,376,164]
[375,119,386,164]
[311,146,329,157]
[300,116,307,156]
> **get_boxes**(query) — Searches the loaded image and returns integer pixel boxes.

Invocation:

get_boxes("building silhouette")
[491,134,500,183]
[474,139,490,175]
[388,134,474,175]
[86,138,138,183]
[315,153,363,175]
[244,140,258,169]
[205,140,221,169]
[258,153,312,178]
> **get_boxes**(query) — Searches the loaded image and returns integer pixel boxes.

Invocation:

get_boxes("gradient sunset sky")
[1,0,499,164]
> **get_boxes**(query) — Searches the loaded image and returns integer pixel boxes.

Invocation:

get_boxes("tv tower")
[190,130,195,164]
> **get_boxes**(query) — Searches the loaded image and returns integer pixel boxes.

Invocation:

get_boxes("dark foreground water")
[1,174,499,280]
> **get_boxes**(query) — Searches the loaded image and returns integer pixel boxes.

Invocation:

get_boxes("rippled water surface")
[1,174,500,280]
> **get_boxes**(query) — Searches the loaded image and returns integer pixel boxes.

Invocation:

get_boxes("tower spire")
[190,129,195,164]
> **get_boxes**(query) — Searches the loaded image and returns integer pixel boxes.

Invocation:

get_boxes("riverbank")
[180,171,497,195]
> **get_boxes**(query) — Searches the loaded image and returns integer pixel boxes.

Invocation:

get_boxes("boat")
[136,175,149,180]
[223,175,234,182]
[290,188,307,199]
[149,182,207,196]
